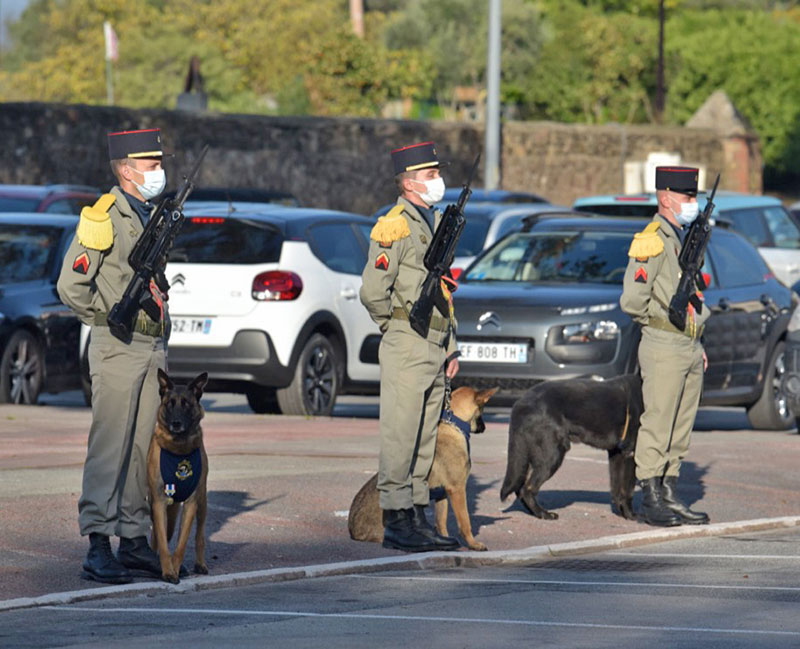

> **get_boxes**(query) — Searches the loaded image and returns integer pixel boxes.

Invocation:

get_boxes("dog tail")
[500,425,528,501]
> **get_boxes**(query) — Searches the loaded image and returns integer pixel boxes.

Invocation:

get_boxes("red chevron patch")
[72,252,89,275]
[634,266,647,283]
[375,252,389,271]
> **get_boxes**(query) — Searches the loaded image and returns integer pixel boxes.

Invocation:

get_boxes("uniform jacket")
[620,212,710,336]
[360,196,457,354]
[57,186,169,331]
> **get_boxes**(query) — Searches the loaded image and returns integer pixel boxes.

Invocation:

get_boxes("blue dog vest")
[160,447,202,503]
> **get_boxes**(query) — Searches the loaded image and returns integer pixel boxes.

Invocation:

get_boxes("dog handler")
[620,166,711,527]
[57,128,171,582]
[360,141,460,552]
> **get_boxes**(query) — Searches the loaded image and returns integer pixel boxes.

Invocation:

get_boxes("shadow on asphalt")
[497,461,710,518]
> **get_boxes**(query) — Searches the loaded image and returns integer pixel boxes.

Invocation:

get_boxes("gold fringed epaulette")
[77,193,115,251]
[370,204,410,244]
[627,221,663,259]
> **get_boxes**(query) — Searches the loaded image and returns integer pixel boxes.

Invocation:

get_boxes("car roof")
[172,187,300,205]
[182,204,372,238]
[573,191,783,214]
[0,212,79,227]
[442,187,548,203]
[0,184,100,198]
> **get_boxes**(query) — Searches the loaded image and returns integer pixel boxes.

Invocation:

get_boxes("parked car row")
[2,184,799,431]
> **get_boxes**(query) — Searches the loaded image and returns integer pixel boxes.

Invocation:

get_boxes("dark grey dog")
[500,374,644,520]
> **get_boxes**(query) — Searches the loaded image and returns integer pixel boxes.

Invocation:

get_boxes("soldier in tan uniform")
[620,166,711,527]
[57,128,173,583]
[360,141,460,552]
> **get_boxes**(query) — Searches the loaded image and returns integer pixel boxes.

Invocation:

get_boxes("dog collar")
[441,409,472,453]
[160,447,202,504]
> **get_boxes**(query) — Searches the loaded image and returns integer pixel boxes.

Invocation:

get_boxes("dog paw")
[541,510,559,520]
[162,573,180,585]
[194,563,209,575]
[468,542,488,551]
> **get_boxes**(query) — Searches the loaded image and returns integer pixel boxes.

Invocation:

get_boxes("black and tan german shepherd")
[148,369,209,583]
[348,386,497,550]
[500,374,643,520]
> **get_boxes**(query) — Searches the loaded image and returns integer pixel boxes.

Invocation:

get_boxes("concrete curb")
[4,515,800,613]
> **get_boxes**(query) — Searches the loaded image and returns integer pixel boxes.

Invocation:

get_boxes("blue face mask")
[672,198,699,226]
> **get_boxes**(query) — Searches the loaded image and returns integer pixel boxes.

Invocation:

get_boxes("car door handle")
[340,286,358,300]
[717,297,731,311]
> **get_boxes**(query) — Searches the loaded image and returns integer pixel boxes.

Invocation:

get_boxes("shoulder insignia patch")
[370,204,410,245]
[627,221,663,259]
[375,252,390,270]
[72,251,90,275]
[634,266,647,283]
[77,193,115,251]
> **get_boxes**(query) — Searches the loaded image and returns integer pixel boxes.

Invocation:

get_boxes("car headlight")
[561,320,620,343]
[546,320,621,364]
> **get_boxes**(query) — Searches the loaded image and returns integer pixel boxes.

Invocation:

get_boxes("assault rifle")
[107,145,209,343]
[408,153,480,338]
[667,173,720,332]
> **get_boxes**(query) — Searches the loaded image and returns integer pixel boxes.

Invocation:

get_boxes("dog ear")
[157,368,173,397]
[475,387,499,406]
[189,372,209,400]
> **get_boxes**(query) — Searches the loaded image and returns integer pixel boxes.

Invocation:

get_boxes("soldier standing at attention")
[57,128,173,583]
[360,141,461,552]
[620,166,711,527]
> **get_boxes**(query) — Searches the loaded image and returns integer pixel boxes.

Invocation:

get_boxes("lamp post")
[655,0,665,121]
[485,0,501,190]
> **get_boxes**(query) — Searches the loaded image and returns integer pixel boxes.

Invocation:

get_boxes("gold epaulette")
[370,205,410,243]
[77,193,115,251]
[627,221,663,259]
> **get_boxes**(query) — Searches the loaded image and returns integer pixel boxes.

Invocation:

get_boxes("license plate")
[172,318,213,335]
[458,341,528,364]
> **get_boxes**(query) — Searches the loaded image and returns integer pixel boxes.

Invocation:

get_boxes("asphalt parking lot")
[3,526,800,649]
[2,392,800,649]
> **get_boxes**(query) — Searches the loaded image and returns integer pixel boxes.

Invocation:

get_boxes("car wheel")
[747,341,793,431]
[277,333,340,416]
[0,330,44,405]
[246,387,281,414]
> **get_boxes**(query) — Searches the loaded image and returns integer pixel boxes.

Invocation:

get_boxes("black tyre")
[747,341,793,430]
[246,386,281,414]
[277,333,340,416]
[0,330,44,405]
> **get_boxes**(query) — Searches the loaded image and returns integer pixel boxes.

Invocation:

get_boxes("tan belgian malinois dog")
[348,386,497,551]
[148,369,209,583]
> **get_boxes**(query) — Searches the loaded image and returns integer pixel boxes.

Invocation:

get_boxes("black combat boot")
[638,477,682,527]
[411,505,459,550]
[82,533,132,584]
[117,536,188,578]
[661,476,710,525]
[382,509,439,552]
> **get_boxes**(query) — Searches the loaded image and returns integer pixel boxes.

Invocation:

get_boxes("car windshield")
[0,224,61,283]
[457,213,492,257]
[464,230,632,284]
[0,196,40,212]
[169,217,283,263]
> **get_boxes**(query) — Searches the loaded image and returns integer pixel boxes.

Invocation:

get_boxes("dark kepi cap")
[391,141,445,175]
[107,128,164,161]
[655,166,699,195]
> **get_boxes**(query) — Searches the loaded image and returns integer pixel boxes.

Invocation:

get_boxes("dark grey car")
[452,215,795,430]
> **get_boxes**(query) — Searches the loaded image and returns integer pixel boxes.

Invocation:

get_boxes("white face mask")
[673,199,699,226]
[414,177,446,205]
[128,166,166,200]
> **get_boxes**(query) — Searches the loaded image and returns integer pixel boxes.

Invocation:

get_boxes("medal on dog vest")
[160,447,202,503]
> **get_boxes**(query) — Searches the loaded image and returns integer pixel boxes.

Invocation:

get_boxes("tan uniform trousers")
[378,325,449,511]
[78,325,166,538]
[636,326,704,481]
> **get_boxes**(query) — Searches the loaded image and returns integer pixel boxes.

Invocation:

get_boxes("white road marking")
[43,606,800,637]
[351,574,800,593]
[611,552,800,560]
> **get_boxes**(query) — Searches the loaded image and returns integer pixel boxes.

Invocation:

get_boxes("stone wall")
[0,102,760,214]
